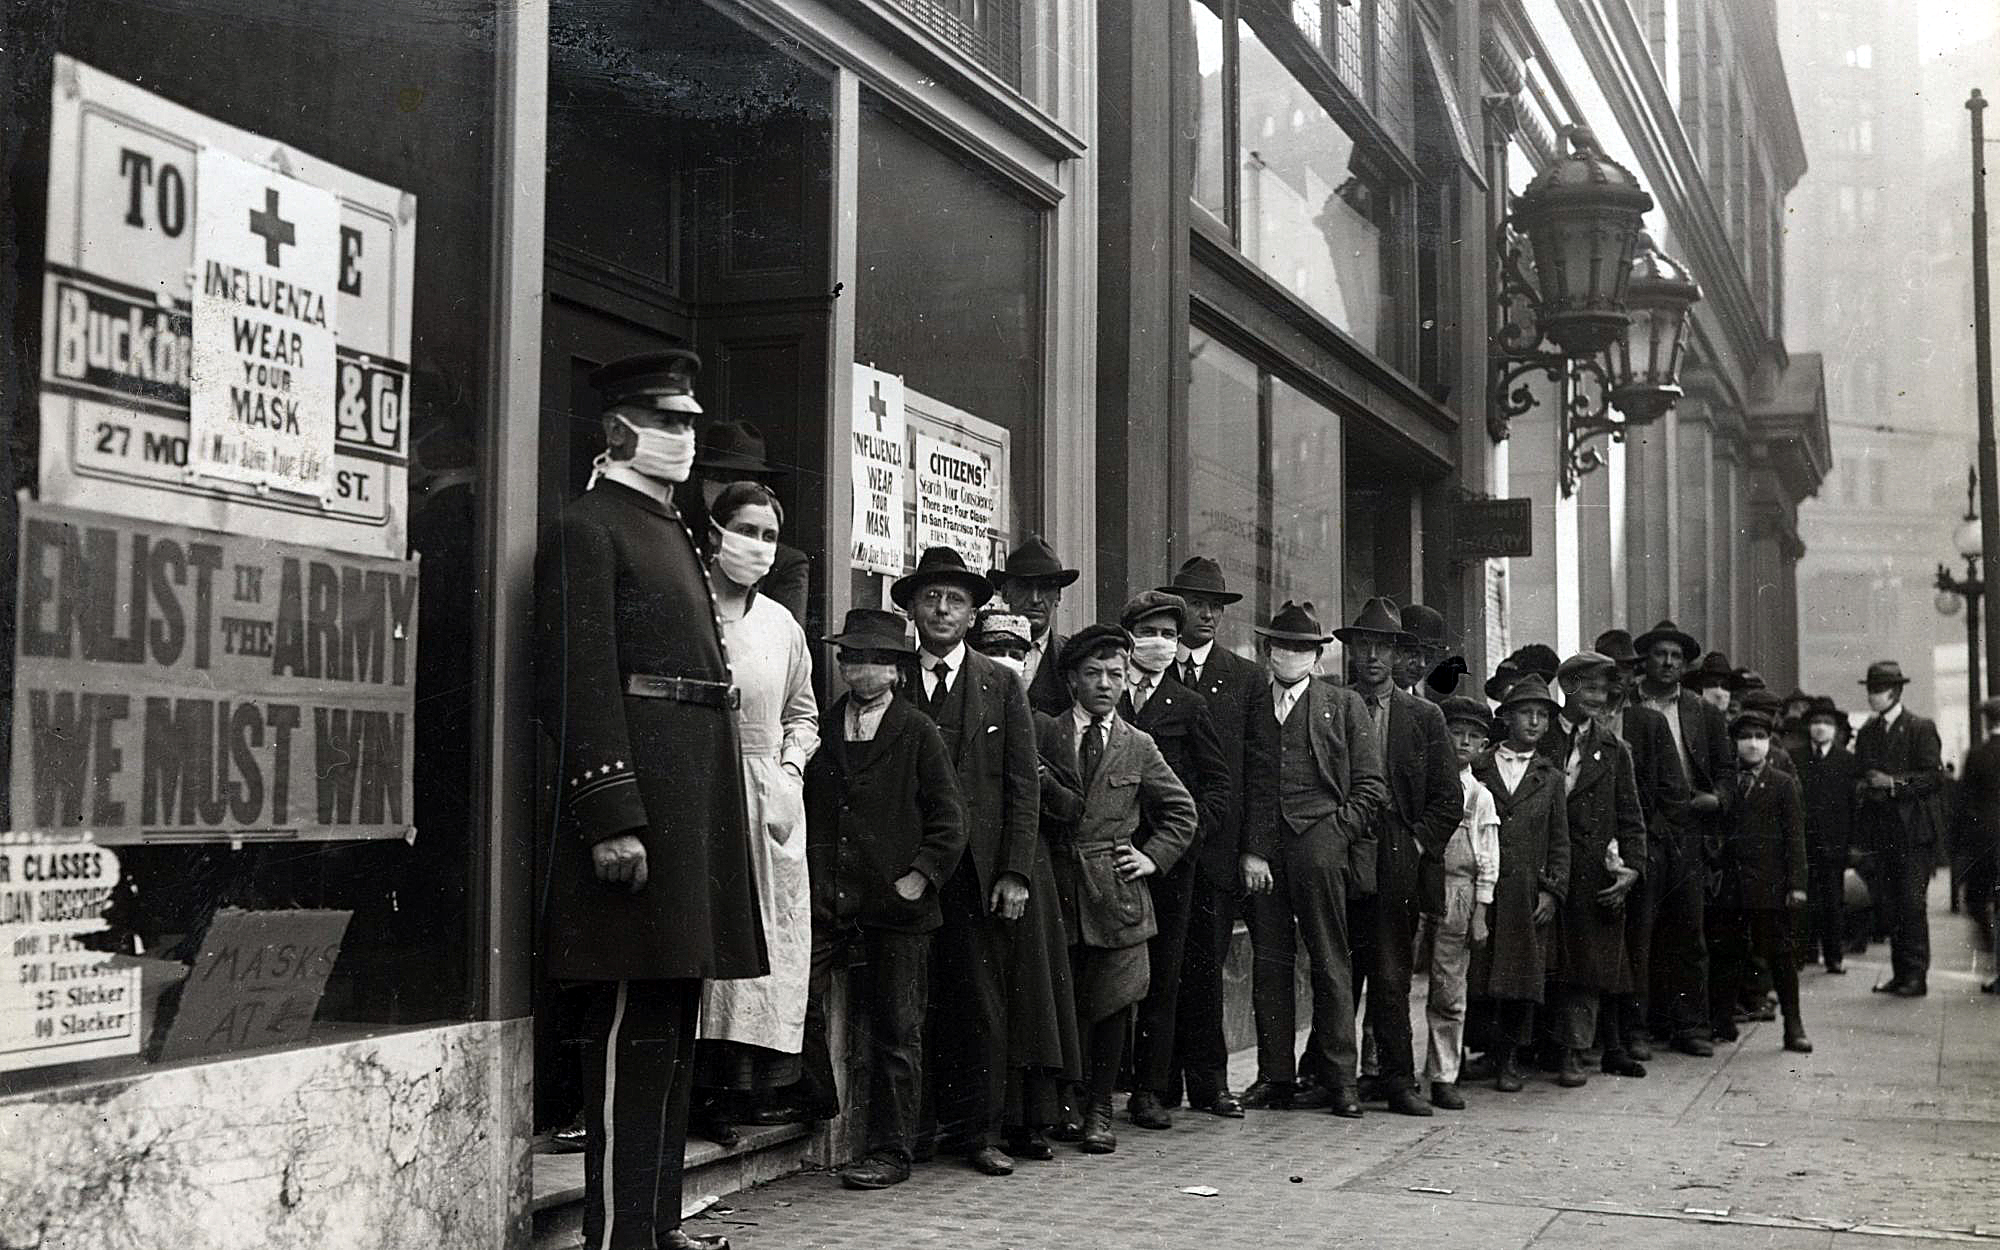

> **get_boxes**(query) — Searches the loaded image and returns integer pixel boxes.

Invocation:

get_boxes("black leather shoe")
[1049,1112,1084,1142]
[1495,1051,1526,1093]
[1384,1086,1434,1117]
[1428,1082,1465,1111]
[839,1153,911,1190]
[1624,1034,1653,1062]
[1825,960,1847,975]
[1328,1091,1364,1119]
[1601,1051,1647,1078]
[1460,1053,1498,1082]
[661,1230,730,1250]
[1079,1100,1117,1154]
[1711,1020,1740,1043]
[1984,979,2000,995]
[1193,1089,1245,1119]
[1557,1050,1588,1088]
[740,1102,815,1126]
[1239,1079,1295,1110]
[1783,1024,1813,1054]
[1128,1091,1173,1130]
[968,1145,1015,1176]
[1871,978,1906,994]
[1005,1130,1054,1161]
[1290,1081,1334,1110]
[1671,1033,1715,1057]
[690,1109,741,1149]
[1355,1074,1389,1102]
[1890,980,1928,997]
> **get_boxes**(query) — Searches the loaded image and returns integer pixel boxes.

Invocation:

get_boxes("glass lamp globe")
[1937,588,1963,617]
[1956,516,1983,560]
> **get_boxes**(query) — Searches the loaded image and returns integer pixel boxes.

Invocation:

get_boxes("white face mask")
[988,654,1026,681]
[1866,688,1897,714]
[1699,686,1732,712]
[1268,649,1316,685]
[1808,722,1837,746]
[841,662,898,702]
[1737,737,1770,767]
[711,524,777,588]
[597,416,695,484]
[1131,636,1178,673]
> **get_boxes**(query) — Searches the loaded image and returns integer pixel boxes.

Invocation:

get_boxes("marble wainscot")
[0,1019,532,1250]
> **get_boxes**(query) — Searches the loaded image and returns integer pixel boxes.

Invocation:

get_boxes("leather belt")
[625,673,740,709]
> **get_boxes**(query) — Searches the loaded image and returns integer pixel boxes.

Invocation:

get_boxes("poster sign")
[11,501,419,845]
[157,908,350,1062]
[0,834,142,1072]
[188,147,341,496]
[849,363,906,575]
[40,56,415,558]
[905,388,1009,575]
[1446,498,1535,560]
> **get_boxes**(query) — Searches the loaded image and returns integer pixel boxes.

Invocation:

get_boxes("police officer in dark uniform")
[535,349,766,1250]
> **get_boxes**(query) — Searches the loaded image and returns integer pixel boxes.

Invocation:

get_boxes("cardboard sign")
[849,364,906,575]
[12,501,419,845]
[40,56,415,558]
[157,908,350,1062]
[0,833,142,1072]
[188,147,342,496]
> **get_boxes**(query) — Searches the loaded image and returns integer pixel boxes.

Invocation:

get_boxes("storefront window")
[3,2,493,1091]
[1238,17,1396,354]
[1344,439,1414,617]
[1270,378,1343,623]
[1190,0,1228,221]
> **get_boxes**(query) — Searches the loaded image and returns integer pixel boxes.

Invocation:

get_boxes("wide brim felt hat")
[1255,599,1334,644]
[822,607,916,654]
[1484,663,1523,702]
[1593,629,1640,666]
[995,534,1080,587]
[1400,603,1446,647]
[891,546,995,610]
[1860,660,1912,687]
[1120,589,1188,632]
[1633,619,1701,660]
[1680,651,1735,688]
[1156,555,1243,604]
[1510,644,1561,681]
[1334,596,1417,646]
[1498,674,1560,714]
[1730,668,1767,693]
[1804,696,1846,723]
[695,419,782,474]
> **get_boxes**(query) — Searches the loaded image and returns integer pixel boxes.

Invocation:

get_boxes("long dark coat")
[1715,764,1807,910]
[1546,720,1648,992]
[1005,714,1085,1081]
[1177,647,1279,889]
[534,480,767,982]
[1375,688,1464,915]
[1621,705,1690,859]
[803,694,968,933]
[1797,741,1861,872]
[1119,670,1233,857]
[1027,630,1071,716]
[1470,751,1569,1001]
[928,647,1042,894]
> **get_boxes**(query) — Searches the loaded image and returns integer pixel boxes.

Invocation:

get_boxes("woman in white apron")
[692,481,819,1144]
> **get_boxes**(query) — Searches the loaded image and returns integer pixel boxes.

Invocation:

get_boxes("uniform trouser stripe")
[598,980,628,1250]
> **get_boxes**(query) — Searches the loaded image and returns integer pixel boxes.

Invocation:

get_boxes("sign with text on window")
[849,363,907,575]
[0,833,141,1073]
[906,388,1009,576]
[39,56,416,559]
[10,501,419,846]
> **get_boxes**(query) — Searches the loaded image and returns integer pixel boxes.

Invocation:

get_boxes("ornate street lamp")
[1489,127,1701,495]
[1936,465,1986,747]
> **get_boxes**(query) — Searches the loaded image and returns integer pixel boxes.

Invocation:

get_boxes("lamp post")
[1968,90,2000,707]
[1936,467,1985,748]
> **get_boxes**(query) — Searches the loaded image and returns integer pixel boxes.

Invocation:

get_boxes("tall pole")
[1969,90,2000,697]
[1969,569,1984,749]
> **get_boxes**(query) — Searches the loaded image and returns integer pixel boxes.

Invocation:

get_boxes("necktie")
[1081,717,1105,782]
[1184,660,1200,688]
[1133,676,1153,712]
[927,660,951,716]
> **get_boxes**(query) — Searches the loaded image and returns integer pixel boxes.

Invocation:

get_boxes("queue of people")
[534,351,1947,1250]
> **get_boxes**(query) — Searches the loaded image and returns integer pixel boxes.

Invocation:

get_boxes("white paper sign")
[190,148,341,496]
[0,834,141,1072]
[850,364,906,575]
[39,57,416,558]
[914,431,999,574]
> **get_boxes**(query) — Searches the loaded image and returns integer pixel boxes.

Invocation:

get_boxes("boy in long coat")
[1468,675,1569,1093]
[1543,653,1647,1086]
[1798,697,1861,973]
[1708,709,1812,1052]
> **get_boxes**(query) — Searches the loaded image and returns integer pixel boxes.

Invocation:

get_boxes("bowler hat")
[1401,603,1446,649]
[1439,694,1493,730]
[1120,590,1188,632]
[1498,674,1560,714]
[1426,656,1470,696]
[1060,623,1134,674]
[994,534,1080,588]
[1633,619,1701,661]
[1804,695,1845,724]
[1335,597,1417,646]
[1156,555,1243,604]
[971,609,1033,649]
[1859,660,1912,688]
[590,348,703,414]
[1255,600,1335,644]
[822,607,915,654]
[1557,651,1619,686]
[1730,708,1775,736]
[696,419,783,475]
[1680,651,1735,690]
[891,546,995,611]
[1593,629,1640,666]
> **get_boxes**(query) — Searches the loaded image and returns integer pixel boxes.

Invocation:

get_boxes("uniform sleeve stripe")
[570,773,637,803]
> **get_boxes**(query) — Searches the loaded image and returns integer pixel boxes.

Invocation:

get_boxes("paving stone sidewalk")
[702,879,2000,1249]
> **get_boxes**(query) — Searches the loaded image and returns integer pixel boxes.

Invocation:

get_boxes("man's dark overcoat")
[1545,719,1648,992]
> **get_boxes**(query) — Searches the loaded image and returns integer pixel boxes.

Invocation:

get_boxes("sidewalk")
[698,877,2000,1249]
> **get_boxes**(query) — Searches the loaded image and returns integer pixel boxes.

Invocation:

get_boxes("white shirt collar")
[599,463,674,507]
[1879,700,1904,727]
[1072,702,1107,737]
[1181,640,1216,667]
[921,641,968,675]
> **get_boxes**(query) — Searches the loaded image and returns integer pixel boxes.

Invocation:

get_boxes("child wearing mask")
[800,609,969,1190]
[1708,709,1812,1053]
[1420,697,1501,1109]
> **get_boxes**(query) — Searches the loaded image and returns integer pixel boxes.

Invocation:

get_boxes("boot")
[1782,1019,1813,1054]
[1557,1049,1588,1088]
[1494,1046,1525,1093]
[1079,1098,1117,1154]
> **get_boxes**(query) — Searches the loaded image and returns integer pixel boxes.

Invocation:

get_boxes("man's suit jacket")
[1119,671,1233,863]
[1027,630,1071,716]
[1958,736,2000,858]
[1797,741,1861,865]
[1365,687,1462,912]
[923,646,1042,894]
[1670,688,1737,811]
[1544,719,1648,991]
[1043,712,1199,949]
[1178,646,1279,888]
[1855,707,1946,849]
[1249,677,1390,894]
[1620,705,1691,860]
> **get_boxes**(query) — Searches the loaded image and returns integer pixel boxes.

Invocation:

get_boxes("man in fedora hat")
[1154,556,1279,1118]
[1798,695,1861,973]
[993,535,1082,716]
[1338,598,1461,1116]
[1115,591,1233,1132]
[536,348,761,1250]
[1681,651,1737,715]
[681,418,810,625]
[1238,602,1388,1117]
[893,547,1043,1174]
[1854,660,1945,996]
[1631,619,1734,1056]
[1397,604,1447,696]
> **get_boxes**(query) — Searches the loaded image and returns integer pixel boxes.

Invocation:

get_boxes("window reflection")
[1190,0,1227,220]
[1187,329,1262,659]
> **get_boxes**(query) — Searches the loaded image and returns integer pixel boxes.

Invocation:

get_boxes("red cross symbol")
[248,187,296,268]
[867,379,889,430]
